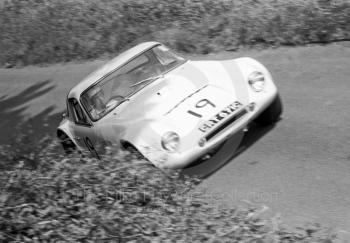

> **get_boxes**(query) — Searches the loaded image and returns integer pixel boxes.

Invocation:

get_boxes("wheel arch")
[56,124,79,151]
[120,139,136,150]
[119,139,152,162]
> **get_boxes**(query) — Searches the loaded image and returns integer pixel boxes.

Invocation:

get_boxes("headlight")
[248,71,265,92]
[161,131,180,152]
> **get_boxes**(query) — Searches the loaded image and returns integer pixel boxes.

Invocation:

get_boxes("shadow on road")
[235,123,277,159]
[0,80,63,145]
[183,122,277,180]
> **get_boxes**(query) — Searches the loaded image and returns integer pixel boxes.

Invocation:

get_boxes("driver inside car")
[86,86,106,120]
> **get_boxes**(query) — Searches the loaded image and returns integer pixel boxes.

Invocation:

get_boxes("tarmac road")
[0,42,349,232]
[200,42,350,232]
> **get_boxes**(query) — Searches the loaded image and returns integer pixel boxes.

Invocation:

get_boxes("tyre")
[254,94,283,126]
[57,131,76,154]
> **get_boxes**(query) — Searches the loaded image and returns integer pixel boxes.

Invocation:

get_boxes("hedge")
[0,0,349,66]
[0,136,336,242]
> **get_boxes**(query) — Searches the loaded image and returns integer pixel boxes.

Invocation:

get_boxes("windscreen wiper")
[130,74,164,88]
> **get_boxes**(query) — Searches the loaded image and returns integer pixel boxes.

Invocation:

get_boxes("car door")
[68,98,100,158]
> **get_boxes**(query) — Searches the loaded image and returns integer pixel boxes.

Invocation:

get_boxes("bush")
[0,0,349,66]
[0,137,337,242]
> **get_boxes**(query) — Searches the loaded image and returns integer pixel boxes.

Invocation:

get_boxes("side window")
[68,98,89,125]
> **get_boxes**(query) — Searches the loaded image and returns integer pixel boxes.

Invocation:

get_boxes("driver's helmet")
[86,86,105,111]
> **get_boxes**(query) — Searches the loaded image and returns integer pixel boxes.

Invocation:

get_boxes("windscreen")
[81,45,185,121]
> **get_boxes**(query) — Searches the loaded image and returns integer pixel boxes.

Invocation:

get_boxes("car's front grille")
[205,108,248,141]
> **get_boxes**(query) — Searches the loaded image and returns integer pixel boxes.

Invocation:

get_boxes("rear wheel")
[254,94,283,126]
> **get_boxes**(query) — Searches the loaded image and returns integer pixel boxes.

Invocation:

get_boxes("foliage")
[0,0,349,66]
[0,137,337,242]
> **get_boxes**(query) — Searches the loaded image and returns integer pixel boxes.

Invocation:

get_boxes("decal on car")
[198,101,243,133]
[187,98,216,118]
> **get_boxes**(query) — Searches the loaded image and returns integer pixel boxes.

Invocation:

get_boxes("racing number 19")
[187,99,216,118]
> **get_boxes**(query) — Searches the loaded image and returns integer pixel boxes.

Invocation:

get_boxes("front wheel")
[122,142,146,160]
[58,131,76,154]
[254,94,283,126]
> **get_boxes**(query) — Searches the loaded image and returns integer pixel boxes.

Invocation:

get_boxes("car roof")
[68,41,161,100]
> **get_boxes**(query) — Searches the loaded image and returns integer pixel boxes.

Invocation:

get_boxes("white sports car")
[57,41,282,171]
